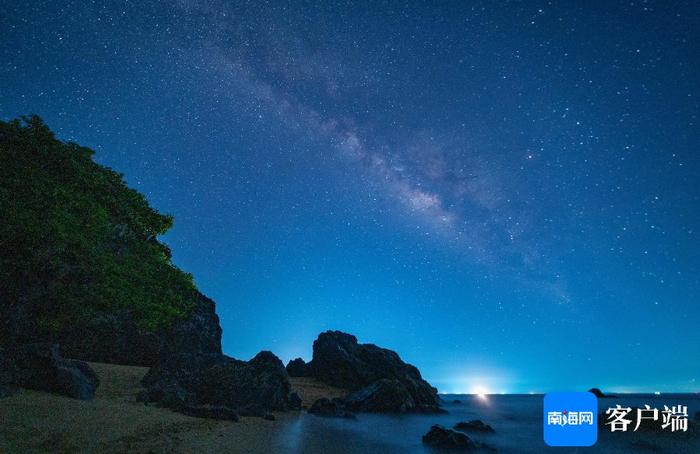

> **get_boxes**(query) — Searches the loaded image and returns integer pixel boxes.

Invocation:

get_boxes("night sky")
[2,1,698,394]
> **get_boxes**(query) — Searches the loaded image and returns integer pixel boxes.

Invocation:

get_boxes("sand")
[0,362,345,453]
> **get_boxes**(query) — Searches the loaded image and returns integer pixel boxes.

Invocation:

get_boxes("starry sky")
[2,1,698,394]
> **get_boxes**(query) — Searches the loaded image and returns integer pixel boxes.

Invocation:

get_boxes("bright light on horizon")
[436,367,512,395]
[471,385,490,399]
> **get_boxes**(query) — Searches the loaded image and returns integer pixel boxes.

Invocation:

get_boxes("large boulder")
[7,343,99,400]
[345,378,415,413]
[308,331,440,412]
[56,291,222,366]
[286,358,309,377]
[288,391,302,410]
[308,397,355,418]
[454,420,495,433]
[140,350,296,417]
[159,291,223,358]
[422,425,479,450]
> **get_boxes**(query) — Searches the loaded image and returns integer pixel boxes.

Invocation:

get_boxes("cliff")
[0,116,221,363]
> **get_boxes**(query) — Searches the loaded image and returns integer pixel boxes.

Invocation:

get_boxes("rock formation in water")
[306,330,441,413]
[454,420,495,433]
[588,387,616,398]
[422,425,479,450]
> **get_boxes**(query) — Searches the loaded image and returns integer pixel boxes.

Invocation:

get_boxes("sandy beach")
[2,362,700,453]
[0,362,343,453]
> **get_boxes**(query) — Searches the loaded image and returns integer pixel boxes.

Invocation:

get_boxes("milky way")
[1,1,698,392]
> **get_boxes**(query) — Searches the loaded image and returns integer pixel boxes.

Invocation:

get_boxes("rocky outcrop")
[588,388,604,398]
[53,311,161,366]
[454,420,495,433]
[307,331,440,413]
[140,350,299,418]
[422,425,480,450]
[1,290,222,368]
[4,343,99,400]
[288,391,302,410]
[588,388,616,398]
[286,358,309,377]
[308,397,356,418]
[158,292,222,358]
[308,377,437,415]
[55,291,222,367]
[344,378,416,412]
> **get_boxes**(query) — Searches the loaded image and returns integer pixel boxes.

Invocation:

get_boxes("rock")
[308,331,441,412]
[56,291,222,366]
[422,425,479,450]
[263,413,276,421]
[55,358,100,400]
[288,392,302,410]
[454,420,495,433]
[588,388,615,398]
[54,311,162,366]
[9,343,99,400]
[286,358,309,377]
[588,388,605,398]
[308,397,356,419]
[179,404,239,421]
[141,350,296,418]
[345,378,416,413]
[159,291,223,358]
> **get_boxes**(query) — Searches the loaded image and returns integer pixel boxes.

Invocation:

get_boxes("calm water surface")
[265,394,700,453]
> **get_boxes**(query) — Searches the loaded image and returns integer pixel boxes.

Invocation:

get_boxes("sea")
[266,394,700,453]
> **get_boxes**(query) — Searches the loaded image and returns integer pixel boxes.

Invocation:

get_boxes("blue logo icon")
[543,392,598,447]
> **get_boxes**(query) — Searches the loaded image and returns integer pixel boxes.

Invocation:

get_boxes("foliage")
[0,116,196,332]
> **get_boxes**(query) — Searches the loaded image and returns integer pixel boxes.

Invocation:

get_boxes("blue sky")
[1,0,698,393]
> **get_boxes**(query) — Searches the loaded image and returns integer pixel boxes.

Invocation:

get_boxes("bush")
[0,116,196,333]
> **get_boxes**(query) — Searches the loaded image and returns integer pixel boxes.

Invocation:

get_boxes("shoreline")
[2,362,699,453]
[0,362,343,453]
